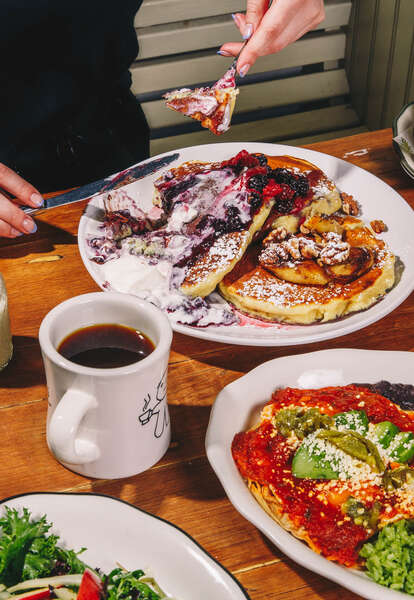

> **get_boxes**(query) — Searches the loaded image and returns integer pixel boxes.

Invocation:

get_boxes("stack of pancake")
[175,154,395,325]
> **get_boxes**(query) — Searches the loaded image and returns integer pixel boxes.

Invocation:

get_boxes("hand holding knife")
[0,153,179,238]
[20,152,180,216]
[0,164,43,237]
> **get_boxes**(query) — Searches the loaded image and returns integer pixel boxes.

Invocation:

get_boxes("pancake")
[263,155,343,234]
[219,216,395,324]
[180,199,273,297]
[168,153,345,299]
[163,66,239,135]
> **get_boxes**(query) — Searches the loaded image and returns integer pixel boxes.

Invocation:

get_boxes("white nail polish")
[243,24,253,39]
[30,193,44,207]
[23,217,37,234]
[239,64,251,77]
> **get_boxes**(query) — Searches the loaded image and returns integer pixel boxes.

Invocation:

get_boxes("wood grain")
[0,129,412,600]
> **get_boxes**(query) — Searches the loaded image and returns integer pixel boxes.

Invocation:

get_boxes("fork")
[230,40,248,81]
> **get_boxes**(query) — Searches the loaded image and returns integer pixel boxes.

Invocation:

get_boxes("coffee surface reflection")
[57,323,155,368]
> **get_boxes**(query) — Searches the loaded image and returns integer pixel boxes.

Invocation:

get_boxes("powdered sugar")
[184,232,249,287]
[238,243,389,309]
[319,233,350,265]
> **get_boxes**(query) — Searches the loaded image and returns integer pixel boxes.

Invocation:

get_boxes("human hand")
[218,0,325,77]
[0,163,43,238]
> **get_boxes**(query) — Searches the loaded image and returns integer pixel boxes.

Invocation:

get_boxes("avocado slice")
[292,443,339,479]
[334,410,369,434]
[374,421,399,449]
[390,432,414,463]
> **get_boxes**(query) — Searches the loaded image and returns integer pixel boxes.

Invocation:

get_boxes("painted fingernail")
[217,50,233,57]
[11,227,23,237]
[30,193,44,207]
[243,23,253,39]
[231,13,239,25]
[23,217,37,234]
[239,64,251,77]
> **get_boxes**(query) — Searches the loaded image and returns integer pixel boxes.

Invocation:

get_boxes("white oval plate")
[78,143,414,346]
[206,348,414,599]
[0,492,249,600]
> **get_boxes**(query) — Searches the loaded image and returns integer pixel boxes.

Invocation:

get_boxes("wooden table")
[0,128,413,600]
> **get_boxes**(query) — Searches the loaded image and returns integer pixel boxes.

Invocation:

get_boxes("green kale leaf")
[105,568,163,600]
[0,507,87,587]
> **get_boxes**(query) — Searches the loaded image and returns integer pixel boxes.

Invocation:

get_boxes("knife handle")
[21,206,39,215]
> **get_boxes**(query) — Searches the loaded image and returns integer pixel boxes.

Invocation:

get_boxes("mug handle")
[48,389,100,464]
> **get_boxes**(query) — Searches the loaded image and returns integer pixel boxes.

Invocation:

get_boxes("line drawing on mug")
[138,368,169,438]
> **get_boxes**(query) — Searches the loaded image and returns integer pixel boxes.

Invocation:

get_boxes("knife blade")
[21,152,180,215]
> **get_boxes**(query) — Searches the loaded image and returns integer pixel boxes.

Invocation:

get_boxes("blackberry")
[212,218,227,235]
[189,296,205,310]
[253,153,268,167]
[197,207,245,237]
[221,150,259,173]
[294,176,309,197]
[197,214,227,236]
[226,205,244,231]
[274,184,296,215]
[270,168,309,197]
[249,174,268,191]
[271,168,295,186]
[226,205,238,217]
[228,163,244,176]
[249,191,262,211]
[274,195,295,214]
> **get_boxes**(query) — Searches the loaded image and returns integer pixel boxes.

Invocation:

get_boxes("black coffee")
[57,323,155,368]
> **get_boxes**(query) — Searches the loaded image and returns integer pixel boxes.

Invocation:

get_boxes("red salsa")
[232,385,414,567]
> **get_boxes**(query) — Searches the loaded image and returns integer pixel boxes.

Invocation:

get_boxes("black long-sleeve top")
[0,0,147,190]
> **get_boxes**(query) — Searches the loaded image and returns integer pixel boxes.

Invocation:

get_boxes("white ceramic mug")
[39,292,172,479]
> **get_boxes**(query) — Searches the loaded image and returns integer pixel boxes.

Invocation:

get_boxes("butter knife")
[22,152,180,215]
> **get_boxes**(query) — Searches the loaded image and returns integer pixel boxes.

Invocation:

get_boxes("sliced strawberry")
[76,569,103,600]
[9,587,53,600]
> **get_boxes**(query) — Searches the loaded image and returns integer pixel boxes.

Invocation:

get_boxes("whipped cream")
[101,252,235,327]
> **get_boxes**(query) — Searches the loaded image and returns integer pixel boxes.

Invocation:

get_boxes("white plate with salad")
[0,492,249,600]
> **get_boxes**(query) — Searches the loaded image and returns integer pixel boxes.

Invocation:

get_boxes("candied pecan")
[370,219,387,233]
[319,234,350,265]
[263,227,288,246]
[262,235,321,264]
[299,237,321,258]
[259,243,289,266]
[341,192,360,216]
